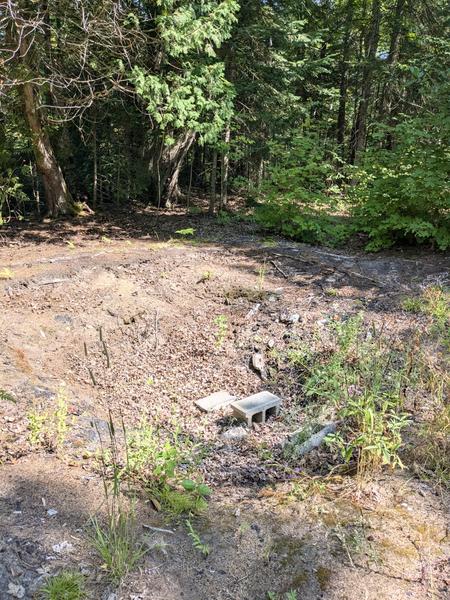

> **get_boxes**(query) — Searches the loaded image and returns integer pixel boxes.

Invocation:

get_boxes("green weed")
[214,314,228,348]
[39,571,86,600]
[0,267,14,279]
[413,403,450,489]
[0,389,15,403]
[90,414,146,583]
[283,316,413,478]
[185,519,210,556]
[27,386,70,450]
[175,227,195,236]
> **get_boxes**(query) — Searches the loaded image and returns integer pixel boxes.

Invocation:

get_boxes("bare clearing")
[0,209,448,600]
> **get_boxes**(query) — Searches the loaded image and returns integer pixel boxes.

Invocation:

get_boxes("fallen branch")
[269,259,288,279]
[270,252,383,287]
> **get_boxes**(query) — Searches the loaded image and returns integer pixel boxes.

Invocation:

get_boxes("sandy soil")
[0,207,448,600]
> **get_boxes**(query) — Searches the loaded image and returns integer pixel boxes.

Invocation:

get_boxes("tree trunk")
[220,125,231,210]
[15,21,74,218]
[153,131,195,207]
[165,132,195,205]
[381,0,406,148]
[349,0,381,164]
[209,149,217,215]
[336,0,354,150]
[21,82,74,217]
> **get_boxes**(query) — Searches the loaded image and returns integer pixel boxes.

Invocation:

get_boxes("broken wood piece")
[195,390,236,412]
[269,260,288,279]
[231,391,281,427]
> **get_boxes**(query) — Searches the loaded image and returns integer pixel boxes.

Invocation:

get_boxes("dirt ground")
[0,206,448,600]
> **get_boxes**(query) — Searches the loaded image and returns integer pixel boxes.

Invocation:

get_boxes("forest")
[1,0,449,250]
[0,3,449,600]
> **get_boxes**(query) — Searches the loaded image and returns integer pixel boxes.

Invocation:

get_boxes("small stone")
[267,339,275,349]
[52,541,73,554]
[47,509,58,517]
[251,352,267,380]
[221,427,248,441]
[316,318,329,326]
[280,312,300,324]
[7,583,25,598]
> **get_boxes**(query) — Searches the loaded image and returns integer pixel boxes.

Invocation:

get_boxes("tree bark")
[336,0,354,150]
[153,131,196,207]
[165,132,195,205]
[220,125,231,210]
[349,0,381,164]
[15,22,74,217]
[21,82,74,217]
[209,149,217,215]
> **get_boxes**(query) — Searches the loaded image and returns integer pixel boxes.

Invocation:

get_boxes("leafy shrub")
[255,133,352,246]
[349,115,450,251]
[288,315,412,478]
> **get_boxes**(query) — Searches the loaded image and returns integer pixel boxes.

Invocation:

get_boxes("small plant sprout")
[185,519,210,556]
[198,270,213,283]
[0,267,14,279]
[175,227,195,236]
[214,314,228,348]
[101,235,112,244]
[0,389,15,403]
[258,260,267,292]
[90,413,147,582]
[66,241,76,249]
[39,571,86,600]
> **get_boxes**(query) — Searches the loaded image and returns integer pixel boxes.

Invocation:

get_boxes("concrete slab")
[231,391,281,427]
[195,390,236,412]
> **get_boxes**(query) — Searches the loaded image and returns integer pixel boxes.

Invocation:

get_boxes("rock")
[251,352,267,380]
[280,312,300,324]
[46,509,58,517]
[316,318,329,326]
[51,541,73,554]
[267,338,275,349]
[54,314,73,325]
[246,303,261,319]
[7,583,25,598]
[221,427,248,441]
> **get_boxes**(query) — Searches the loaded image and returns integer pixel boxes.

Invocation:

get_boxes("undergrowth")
[281,315,415,478]
[27,386,70,451]
[39,571,86,600]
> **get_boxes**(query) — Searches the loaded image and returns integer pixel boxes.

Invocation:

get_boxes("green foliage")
[413,403,450,489]
[185,519,210,556]
[0,389,15,403]
[175,227,196,236]
[350,114,450,251]
[39,571,86,600]
[255,134,352,247]
[90,506,146,583]
[291,316,412,478]
[213,314,228,347]
[402,286,450,347]
[27,386,70,450]
[90,414,146,583]
[123,420,211,519]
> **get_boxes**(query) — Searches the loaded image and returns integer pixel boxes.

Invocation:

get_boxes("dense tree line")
[1,1,449,249]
